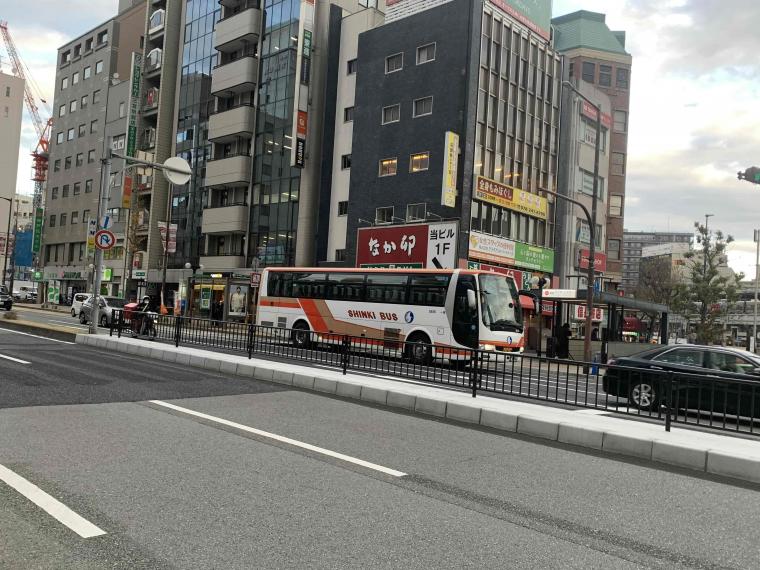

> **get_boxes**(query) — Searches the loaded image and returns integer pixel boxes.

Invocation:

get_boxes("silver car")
[79,296,126,327]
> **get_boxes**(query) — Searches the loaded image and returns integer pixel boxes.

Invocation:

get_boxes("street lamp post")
[753,229,760,352]
[562,81,603,364]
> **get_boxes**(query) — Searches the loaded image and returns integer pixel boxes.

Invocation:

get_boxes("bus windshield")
[478,274,522,331]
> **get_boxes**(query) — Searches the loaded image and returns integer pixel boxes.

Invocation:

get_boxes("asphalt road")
[2,328,760,568]
[8,305,89,333]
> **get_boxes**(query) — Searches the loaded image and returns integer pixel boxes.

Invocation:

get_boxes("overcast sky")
[3,0,759,276]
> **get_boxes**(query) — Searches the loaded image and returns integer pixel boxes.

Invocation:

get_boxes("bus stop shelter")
[539,289,669,361]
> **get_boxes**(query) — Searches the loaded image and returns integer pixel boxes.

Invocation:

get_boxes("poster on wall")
[228,285,249,317]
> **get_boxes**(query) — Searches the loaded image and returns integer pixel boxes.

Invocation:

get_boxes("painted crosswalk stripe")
[150,400,407,477]
[0,353,30,364]
[0,463,106,538]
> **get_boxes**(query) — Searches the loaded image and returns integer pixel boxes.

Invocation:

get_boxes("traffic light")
[737,166,760,184]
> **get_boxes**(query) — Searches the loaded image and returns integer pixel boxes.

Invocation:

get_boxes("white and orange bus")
[256,267,525,363]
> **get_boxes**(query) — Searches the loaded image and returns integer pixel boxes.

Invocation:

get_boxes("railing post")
[470,349,478,398]
[665,371,673,432]
[109,310,115,337]
[247,323,255,360]
[341,335,350,375]
[174,315,182,348]
[117,308,123,338]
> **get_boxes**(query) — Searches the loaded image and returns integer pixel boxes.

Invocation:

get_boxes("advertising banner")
[578,248,607,272]
[126,53,142,158]
[475,176,548,220]
[32,207,44,254]
[228,284,249,316]
[574,304,604,322]
[468,231,516,266]
[441,131,459,207]
[291,1,314,168]
[514,242,554,273]
[581,100,613,130]
[487,0,552,41]
[87,217,97,257]
[157,222,177,254]
[356,221,458,269]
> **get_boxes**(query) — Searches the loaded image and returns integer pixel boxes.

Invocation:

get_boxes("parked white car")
[71,293,92,317]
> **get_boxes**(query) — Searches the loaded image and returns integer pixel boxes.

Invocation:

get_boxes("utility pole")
[89,149,113,334]
[754,229,760,352]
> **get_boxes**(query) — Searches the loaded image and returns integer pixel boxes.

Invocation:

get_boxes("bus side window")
[292,273,327,299]
[267,273,281,297]
[366,274,409,304]
[326,273,366,301]
[410,275,450,307]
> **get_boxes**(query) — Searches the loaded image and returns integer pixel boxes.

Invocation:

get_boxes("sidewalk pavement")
[76,332,760,486]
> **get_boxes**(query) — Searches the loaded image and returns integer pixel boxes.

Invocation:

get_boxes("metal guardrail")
[110,310,760,437]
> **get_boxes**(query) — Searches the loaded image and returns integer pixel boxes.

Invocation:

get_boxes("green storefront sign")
[514,242,554,273]
[32,207,44,254]
[302,29,312,59]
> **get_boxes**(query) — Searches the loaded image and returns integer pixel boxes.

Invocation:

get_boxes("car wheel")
[291,321,311,349]
[71,308,77,317]
[629,380,659,411]
[79,312,87,324]
[100,315,108,328]
[405,333,433,365]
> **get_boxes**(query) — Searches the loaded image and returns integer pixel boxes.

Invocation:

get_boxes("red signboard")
[578,249,607,272]
[356,224,429,267]
[297,111,308,137]
[581,101,613,130]
[575,305,604,322]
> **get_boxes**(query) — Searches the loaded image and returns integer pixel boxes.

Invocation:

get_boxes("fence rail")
[111,309,760,437]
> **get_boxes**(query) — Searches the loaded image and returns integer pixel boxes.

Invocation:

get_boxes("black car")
[604,345,760,415]
[0,286,12,311]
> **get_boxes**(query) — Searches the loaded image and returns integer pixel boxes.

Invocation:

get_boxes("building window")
[612,152,626,175]
[64,157,72,171]
[375,206,394,224]
[93,89,101,104]
[568,62,574,78]
[61,77,68,90]
[70,99,77,113]
[582,61,595,82]
[88,150,96,163]
[61,50,71,65]
[347,59,357,74]
[338,201,348,216]
[51,187,58,200]
[335,249,346,262]
[613,110,627,133]
[341,154,351,170]
[90,119,98,133]
[49,215,56,227]
[67,128,74,141]
[83,210,90,224]
[78,124,86,137]
[416,43,436,65]
[407,203,426,221]
[385,52,403,74]
[60,213,67,226]
[378,157,397,177]
[81,94,88,109]
[413,96,433,118]
[599,65,612,87]
[72,71,80,85]
[73,182,81,195]
[62,184,69,197]
[85,38,93,51]
[56,131,64,144]
[75,153,83,167]
[95,60,104,74]
[83,66,91,80]
[53,159,61,172]
[608,239,621,261]
[58,104,66,117]
[610,194,623,217]
[85,179,93,193]
[71,211,79,224]
[616,68,629,89]
[97,30,108,45]
[343,106,354,122]
[580,170,603,197]
[410,152,429,172]
[382,104,400,125]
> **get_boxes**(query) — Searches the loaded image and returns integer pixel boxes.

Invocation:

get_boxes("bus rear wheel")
[291,321,312,349]
[405,333,432,366]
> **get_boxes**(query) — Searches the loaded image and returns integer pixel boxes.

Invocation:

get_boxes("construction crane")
[0,20,52,265]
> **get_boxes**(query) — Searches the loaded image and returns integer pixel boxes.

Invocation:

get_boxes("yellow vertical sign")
[441,131,459,207]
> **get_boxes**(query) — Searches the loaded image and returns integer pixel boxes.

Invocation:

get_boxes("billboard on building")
[469,230,554,273]
[488,0,552,41]
[475,176,548,220]
[356,221,458,269]
[441,131,459,207]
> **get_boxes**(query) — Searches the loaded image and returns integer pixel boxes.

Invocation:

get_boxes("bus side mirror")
[467,289,477,310]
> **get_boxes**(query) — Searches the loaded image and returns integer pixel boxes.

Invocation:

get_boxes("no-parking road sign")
[95,229,116,251]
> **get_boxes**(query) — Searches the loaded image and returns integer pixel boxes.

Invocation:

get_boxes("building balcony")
[208,104,255,143]
[214,5,262,53]
[211,55,258,96]
[205,154,252,188]
[199,254,247,269]
[201,204,248,234]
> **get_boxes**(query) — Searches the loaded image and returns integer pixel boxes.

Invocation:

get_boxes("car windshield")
[105,297,126,308]
[478,274,522,330]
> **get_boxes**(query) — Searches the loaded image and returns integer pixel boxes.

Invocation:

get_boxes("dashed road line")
[0,353,30,364]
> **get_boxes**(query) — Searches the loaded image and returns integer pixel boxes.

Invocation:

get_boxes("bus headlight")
[479,343,496,351]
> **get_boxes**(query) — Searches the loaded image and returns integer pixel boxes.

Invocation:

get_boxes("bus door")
[452,275,479,348]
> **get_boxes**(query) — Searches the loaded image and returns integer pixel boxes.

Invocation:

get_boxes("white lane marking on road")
[0,463,106,538]
[150,400,407,478]
[0,353,30,364]
[0,328,76,345]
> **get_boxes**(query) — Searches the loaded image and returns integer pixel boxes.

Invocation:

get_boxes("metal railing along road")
[111,310,760,437]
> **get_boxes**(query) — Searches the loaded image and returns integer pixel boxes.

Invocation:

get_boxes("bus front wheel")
[405,333,432,366]
[291,321,312,349]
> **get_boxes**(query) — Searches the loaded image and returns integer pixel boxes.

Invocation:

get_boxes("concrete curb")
[76,334,760,487]
[0,319,79,340]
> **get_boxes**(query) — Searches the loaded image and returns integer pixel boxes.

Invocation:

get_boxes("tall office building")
[0,71,24,285]
[341,0,561,293]
[41,1,145,300]
[622,230,693,292]
[552,10,631,289]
